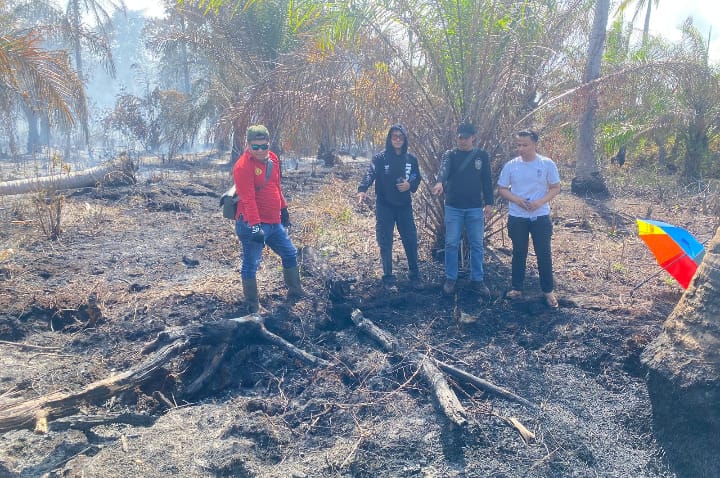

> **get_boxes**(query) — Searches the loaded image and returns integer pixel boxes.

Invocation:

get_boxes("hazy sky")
[122,0,720,62]
[647,0,720,62]
[123,0,165,19]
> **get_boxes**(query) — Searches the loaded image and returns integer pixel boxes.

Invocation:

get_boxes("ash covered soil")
[0,153,717,477]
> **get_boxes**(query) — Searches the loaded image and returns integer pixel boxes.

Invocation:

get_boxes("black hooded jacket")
[357,124,422,207]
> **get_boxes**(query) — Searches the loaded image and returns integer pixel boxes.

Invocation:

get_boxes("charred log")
[0,155,136,196]
[0,315,326,433]
[414,352,468,427]
[0,332,195,433]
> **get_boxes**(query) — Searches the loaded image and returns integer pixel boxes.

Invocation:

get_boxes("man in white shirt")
[497,130,561,308]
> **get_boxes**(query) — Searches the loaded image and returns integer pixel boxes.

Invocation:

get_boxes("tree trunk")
[655,135,667,168]
[180,18,191,95]
[69,0,89,146]
[40,113,51,147]
[572,0,609,197]
[0,156,136,196]
[21,103,40,155]
[231,120,244,166]
[641,0,653,47]
[641,225,720,476]
[683,116,708,182]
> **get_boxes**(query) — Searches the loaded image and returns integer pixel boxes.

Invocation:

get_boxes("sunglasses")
[250,143,269,151]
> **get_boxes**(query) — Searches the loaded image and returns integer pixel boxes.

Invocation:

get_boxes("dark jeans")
[376,201,419,282]
[507,215,554,293]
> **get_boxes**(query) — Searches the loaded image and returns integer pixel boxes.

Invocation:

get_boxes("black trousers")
[375,201,419,282]
[507,215,554,293]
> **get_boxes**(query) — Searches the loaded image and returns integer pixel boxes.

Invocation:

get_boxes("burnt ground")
[0,153,718,478]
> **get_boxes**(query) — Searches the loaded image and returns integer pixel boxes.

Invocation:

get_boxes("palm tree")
[63,0,120,146]
[64,0,121,77]
[674,18,719,182]
[0,20,88,154]
[597,16,720,183]
[573,0,610,196]
[615,0,660,47]
[143,0,296,155]
[7,0,117,150]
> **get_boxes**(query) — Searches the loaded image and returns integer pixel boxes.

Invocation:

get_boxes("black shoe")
[409,276,423,291]
[470,281,491,297]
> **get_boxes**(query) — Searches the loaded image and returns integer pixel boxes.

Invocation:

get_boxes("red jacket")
[232,150,286,225]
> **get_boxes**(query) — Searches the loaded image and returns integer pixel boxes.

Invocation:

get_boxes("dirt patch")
[0,154,716,477]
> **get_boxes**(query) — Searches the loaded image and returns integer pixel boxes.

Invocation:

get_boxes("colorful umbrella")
[636,219,705,289]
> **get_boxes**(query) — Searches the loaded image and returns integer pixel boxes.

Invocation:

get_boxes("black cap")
[457,123,476,137]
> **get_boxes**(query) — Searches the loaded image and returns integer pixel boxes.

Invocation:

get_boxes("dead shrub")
[33,191,64,240]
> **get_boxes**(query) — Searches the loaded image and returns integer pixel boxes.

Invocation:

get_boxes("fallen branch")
[0,315,327,433]
[185,342,230,396]
[0,333,194,433]
[507,416,535,444]
[351,309,467,425]
[350,308,537,427]
[350,309,398,353]
[0,155,136,196]
[0,340,62,352]
[413,352,468,427]
[230,315,330,366]
[351,310,468,425]
[51,412,157,431]
[153,390,176,409]
[431,357,539,410]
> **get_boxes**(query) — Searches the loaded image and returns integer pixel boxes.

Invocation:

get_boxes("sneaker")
[470,281,491,297]
[506,289,522,300]
[545,292,559,308]
[442,279,457,295]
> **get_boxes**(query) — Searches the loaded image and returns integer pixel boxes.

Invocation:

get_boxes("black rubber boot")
[242,278,260,313]
[283,266,305,299]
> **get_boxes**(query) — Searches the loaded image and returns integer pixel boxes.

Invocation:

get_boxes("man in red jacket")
[233,124,303,312]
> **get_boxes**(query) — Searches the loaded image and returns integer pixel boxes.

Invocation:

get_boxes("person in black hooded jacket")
[357,124,423,291]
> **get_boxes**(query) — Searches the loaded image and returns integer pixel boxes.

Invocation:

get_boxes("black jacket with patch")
[437,148,494,209]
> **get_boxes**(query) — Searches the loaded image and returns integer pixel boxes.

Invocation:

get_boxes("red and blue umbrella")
[636,219,705,289]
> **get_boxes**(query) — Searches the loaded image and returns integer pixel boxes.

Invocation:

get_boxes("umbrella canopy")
[636,219,705,289]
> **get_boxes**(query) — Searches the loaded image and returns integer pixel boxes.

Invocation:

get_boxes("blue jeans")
[444,205,485,281]
[376,201,419,282]
[507,215,554,293]
[235,220,298,279]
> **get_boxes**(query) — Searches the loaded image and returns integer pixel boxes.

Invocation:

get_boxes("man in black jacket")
[432,122,494,296]
[358,124,423,291]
